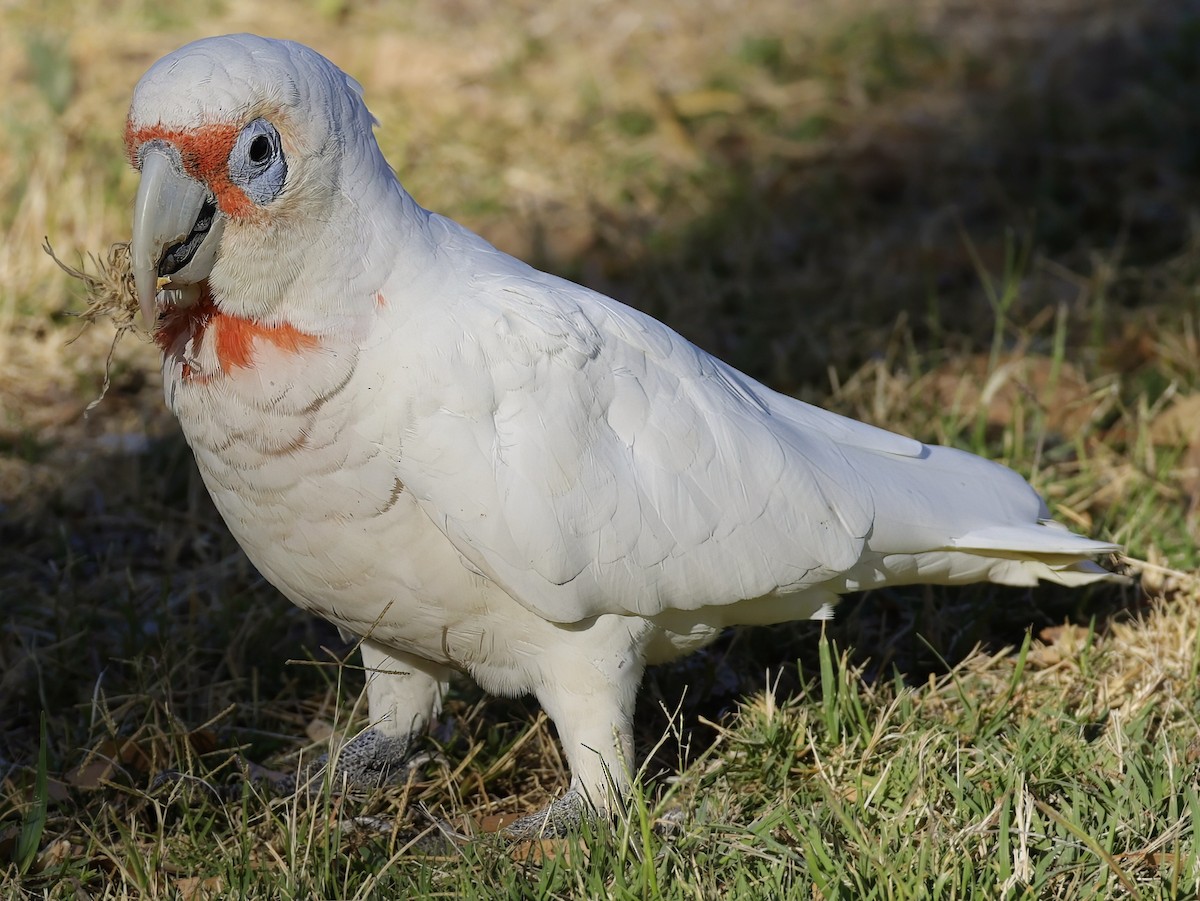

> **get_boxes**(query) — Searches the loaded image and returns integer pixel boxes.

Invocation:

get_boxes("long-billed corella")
[125,34,1118,836]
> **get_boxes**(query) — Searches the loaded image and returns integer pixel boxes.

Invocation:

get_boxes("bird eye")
[249,134,271,164]
[228,118,286,205]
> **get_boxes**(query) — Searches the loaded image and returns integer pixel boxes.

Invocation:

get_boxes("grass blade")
[14,712,48,875]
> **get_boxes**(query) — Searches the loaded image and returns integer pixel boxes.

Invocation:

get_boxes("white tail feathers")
[947,520,1122,588]
[951,521,1121,556]
[981,556,1123,588]
[833,516,1121,595]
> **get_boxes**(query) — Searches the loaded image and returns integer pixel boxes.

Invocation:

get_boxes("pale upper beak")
[131,146,226,328]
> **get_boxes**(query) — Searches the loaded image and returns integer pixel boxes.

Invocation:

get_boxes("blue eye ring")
[229,118,287,204]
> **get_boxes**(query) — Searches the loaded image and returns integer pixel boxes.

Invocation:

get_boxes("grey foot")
[502,789,590,840]
[287,727,419,797]
[152,728,420,801]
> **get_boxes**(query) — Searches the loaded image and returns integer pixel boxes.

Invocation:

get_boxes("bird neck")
[206,149,439,341]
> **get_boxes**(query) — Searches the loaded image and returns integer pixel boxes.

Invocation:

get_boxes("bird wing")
[391,245,927,624]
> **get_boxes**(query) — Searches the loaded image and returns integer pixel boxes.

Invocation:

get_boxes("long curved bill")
[131,147,225,328]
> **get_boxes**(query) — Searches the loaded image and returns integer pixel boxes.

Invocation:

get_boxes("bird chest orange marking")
[156,286,319,378]
[211,312,319,372]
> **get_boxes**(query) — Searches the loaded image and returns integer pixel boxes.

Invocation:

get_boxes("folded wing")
[394,252,1115,625]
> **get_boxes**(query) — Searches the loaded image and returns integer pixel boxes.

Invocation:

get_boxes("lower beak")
[131,147,225,328]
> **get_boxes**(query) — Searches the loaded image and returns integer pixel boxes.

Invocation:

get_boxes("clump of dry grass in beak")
[43,238,144,408]
[44,239,142,335]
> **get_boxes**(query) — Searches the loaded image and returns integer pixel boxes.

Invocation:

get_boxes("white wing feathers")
[393,241,1115,625]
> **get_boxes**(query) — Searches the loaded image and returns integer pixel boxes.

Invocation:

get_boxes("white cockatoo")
[127,35,1117,834]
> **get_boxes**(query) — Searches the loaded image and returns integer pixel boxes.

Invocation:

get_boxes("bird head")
[125,34,389,336]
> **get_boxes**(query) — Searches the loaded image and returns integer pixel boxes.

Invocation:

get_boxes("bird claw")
[501,789,590,840]
[149,767,225,798]
[283,727,421,798]
[149,727,422,802]
[150,764,270,802]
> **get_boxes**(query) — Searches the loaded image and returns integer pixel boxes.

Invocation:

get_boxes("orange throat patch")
[155,284,319,380]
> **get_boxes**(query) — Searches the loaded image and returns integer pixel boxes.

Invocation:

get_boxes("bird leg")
[299,639,451,793]
[499,643,642,839]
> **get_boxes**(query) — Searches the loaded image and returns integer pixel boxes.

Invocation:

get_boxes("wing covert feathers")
[391,249,1118,626]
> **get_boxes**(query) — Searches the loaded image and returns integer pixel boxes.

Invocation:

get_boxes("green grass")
[9,613,1198,897]
[2,0,1200,897]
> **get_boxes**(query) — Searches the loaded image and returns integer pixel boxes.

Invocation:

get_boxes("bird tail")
[950,521,1123,587]
[835,519,1122,593]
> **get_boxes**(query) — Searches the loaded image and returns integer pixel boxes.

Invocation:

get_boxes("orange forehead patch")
[125,120,255,218]
[156,286,319,378]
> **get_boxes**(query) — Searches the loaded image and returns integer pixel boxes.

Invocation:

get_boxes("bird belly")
[164,353,537,675]
[200,454,519,662]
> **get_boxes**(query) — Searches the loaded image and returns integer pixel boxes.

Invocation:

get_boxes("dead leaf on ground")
[476,812,522,833]
[175,875,225,901]
[1038,623,1092,646]
[36,838,74,871]
[306,718,336,743]
[1148,394,1200,447]
[509,837,590,865]
[924,354,1098,436]
[1029,623,1093,668]
[66,738,148,790]
[68,729,222,790]
[1102,320,1161,374]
